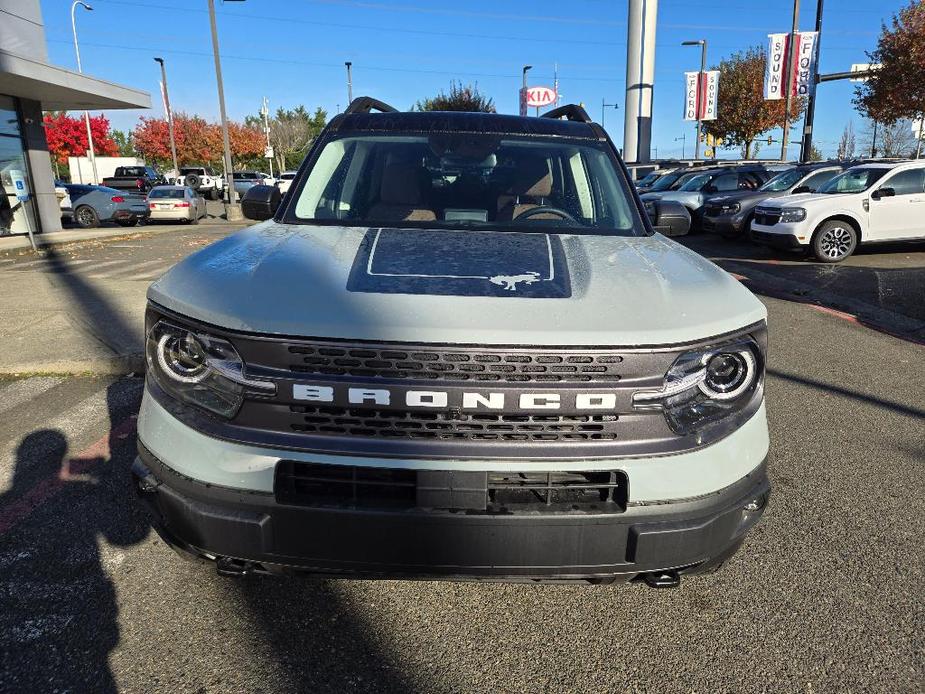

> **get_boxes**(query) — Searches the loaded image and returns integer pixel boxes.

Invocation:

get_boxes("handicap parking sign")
[10,170,29,201]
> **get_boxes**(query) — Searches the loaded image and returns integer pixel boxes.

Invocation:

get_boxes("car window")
[678,173,713,191]
[799,169,838,192]
[650,171,685,191]
[818,168,890,194]
[289,132,642,235]
[759,168,802,191]
[149,189,185,199]
[882,168,925,196]
[711,174,739,192]
[637,172,661,186]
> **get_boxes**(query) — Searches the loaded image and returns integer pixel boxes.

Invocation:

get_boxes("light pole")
[521,65,532,117]
[154,57,179,178]
[261,96,273,178]
[674,133,687,159]
[601,98,618,128]
[780,0,800,161]
[681,39,707,161]
[207,0,241,220]
[345,62,353,104]
[71,1,98,185]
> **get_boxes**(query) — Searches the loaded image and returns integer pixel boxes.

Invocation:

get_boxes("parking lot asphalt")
[0,227,922,692]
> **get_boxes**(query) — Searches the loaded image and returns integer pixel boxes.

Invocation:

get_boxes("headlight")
[722,202,741,214]
[146,319,274,418]
[779,207,806,223]
[633,328,765,438]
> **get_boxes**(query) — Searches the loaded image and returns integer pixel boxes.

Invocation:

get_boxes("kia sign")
[525,86,557,108]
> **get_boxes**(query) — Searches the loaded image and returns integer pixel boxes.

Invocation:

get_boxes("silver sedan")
[147,186,208,224]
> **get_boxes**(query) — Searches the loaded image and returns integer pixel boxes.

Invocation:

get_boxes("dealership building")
[0,0,150,236]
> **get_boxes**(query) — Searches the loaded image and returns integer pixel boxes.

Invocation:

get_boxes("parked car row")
[56,181,209,228]
[639,159,925,262]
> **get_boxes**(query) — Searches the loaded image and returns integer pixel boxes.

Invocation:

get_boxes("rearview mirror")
[645,199,691,237]
[791,185,812,194]
[871,187,895,200]
[242,184,282,221]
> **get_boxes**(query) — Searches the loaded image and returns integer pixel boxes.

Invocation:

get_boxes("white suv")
[750,161,925,262]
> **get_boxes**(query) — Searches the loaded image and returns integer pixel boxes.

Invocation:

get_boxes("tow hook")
[216,557,255,577]
[642,570,681,589]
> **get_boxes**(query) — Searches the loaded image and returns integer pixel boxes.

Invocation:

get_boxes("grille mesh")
[285,344,625,383]
[754,208,781,226]
[288,404,620,442]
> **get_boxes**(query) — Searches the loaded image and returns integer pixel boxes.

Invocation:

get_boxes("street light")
[521,65,532,117]
[207,0,242,220]
[681,39,707,161]
[154,57,179,179]
[674,133,687,159]
[71,1,98,185]
[601,98,618,128]
[345,62,353,105]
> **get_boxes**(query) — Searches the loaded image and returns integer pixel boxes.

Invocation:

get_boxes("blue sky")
[40,0,906,159]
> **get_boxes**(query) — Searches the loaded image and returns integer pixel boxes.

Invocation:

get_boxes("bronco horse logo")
[488,271,542,291]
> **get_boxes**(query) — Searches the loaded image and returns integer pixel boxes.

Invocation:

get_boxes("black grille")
[703,204,724,217]
[754,208,781,226]
[287,404,620,442]
[275,461,627,513]
[283,344,625,383]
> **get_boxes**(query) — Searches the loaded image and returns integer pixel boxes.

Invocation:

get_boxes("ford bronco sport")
[134,98,770,586]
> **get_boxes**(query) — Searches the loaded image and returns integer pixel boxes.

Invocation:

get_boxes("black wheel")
[185,174,201,188]
[811,220,857,263]
[116,218,138,227]
[190,214,199,225]
[74,205,99,229]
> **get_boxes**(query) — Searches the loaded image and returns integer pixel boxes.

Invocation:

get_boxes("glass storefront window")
[0,95,37,236]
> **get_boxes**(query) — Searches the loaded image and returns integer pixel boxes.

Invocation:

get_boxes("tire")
[116,218,138,228]
[74,205,99,229]
[185,174,201,188]
[209,187,220,201]
[811,220,858,263]
[721,214,751,240]
[190,213,199,225]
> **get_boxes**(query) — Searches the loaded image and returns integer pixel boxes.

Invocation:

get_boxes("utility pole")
[623,0,659,163]
[870,119,878,157]
[800,0,824,162]
[71,1,98,185]
[681,40,707,160]
[261,97,273,178]
[154,57,179,178]
[917,115,924,159]
[554,62,560,107]
[674,133,686,159]
[781,0,800,162]
[521,65,532,117]
[208,0,241,220]
[345,62,353,104]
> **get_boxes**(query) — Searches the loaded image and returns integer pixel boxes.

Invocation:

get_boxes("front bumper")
[133,444,769,582]
[750,228,804,249]
[703,214,746,236]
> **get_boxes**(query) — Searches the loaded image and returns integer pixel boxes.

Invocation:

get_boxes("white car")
[173,167,224,200]
[750,161,925,262]
[147,185,208,224]
[275,170,297,195]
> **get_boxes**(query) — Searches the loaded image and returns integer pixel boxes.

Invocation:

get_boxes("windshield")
[288,133,642,235]
[149,189,185,199]
[678,173,713,192]
[818,168,889,194]
[649,171,685,191]
[636,172,661,187]
[759,168,803,192]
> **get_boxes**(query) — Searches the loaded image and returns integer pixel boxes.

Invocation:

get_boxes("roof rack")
[344,96,399,115]
[540,104,593,123]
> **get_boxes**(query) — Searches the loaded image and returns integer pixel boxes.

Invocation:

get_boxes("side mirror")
[242,184,281,221]
[871,187,895,200]
[791,185,812,194]
[645,199,690,237]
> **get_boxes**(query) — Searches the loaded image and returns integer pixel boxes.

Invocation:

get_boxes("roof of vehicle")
[846,160,919,170]
[333,110,602,139]
[151,185,188,190]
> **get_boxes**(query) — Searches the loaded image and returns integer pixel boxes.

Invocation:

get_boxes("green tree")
[702,46,804,159]
[111,129,136,157]
[807,143,824,161]
[854,0,925,124]
[415,82,496,113]
[246,106,328,172]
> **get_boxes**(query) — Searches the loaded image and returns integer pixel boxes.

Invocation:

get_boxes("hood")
[706,189,784,206]
[148,223,766,346]
[757,192,841,208]
[651,191,702,206]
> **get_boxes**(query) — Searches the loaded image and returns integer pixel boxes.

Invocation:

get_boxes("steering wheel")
[514,205,579,224]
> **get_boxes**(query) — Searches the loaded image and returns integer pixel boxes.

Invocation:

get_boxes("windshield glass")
[678,173,713,191]
[636,172,661,187]
[818,168,889,194]
[649,171,685,191]
[759,168,804,191]
[149,189,185,199]
[288,133,642,235]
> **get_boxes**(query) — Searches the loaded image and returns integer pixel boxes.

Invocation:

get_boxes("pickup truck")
[134,98,770,587]
[101,166,166,194]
